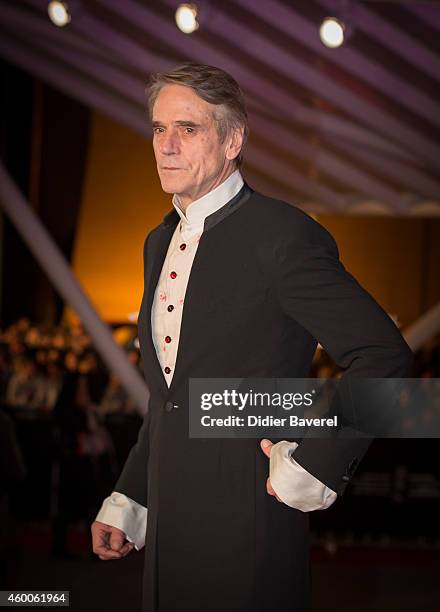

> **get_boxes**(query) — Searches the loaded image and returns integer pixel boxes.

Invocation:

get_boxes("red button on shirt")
[164,366,171,374]
[180,243,186,251]
[170,271,177,279]
[165,336,172,343]
[167,305,174,312]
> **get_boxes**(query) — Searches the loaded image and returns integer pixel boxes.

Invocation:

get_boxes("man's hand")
[91,521,135,560]
[260,439,282,502]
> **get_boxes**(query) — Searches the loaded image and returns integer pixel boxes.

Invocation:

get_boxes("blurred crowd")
[0,317,143,568]
[2,317,439,414]
[0,317,142,415]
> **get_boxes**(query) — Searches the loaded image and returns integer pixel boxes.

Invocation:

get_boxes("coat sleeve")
[272,211,413,494]
[113,409,151,506]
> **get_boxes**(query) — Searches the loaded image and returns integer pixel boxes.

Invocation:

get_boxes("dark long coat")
[115,185,412,612]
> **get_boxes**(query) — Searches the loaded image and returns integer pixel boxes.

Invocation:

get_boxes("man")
[91,63,412,611]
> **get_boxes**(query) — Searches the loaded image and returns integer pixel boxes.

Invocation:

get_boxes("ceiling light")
[175,3,199,34]
[320,17,345,48]
[48,1,71,27]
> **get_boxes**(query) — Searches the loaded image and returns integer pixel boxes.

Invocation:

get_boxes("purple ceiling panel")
[235,0,440,128]
[317,0,440,83]
[406,4,440,33]
[249,111,406,211]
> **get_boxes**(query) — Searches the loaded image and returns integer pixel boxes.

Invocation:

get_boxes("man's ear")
[225,127,244,162]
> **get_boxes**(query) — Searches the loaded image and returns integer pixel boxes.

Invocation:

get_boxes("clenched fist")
[91,521,135,560]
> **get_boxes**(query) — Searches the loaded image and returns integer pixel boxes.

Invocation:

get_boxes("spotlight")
[175,3,199,34]
[320,17,345,48]
[48,1,71,27]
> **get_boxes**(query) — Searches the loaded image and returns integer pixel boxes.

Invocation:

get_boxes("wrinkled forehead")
[152,84,216,125]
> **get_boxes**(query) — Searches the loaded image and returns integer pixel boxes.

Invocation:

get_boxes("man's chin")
[160,184,175,194]
[158,177,182,195]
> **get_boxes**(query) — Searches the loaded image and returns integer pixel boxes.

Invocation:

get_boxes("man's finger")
[109,530,125,552]
[266,477,275,496]
[91,521,113,550]
[97,542,134,560]
[266,477,283,503]
[95,544,123,560]
[98,550,122,561]
[119,542,135,557]
[260,439,273,458]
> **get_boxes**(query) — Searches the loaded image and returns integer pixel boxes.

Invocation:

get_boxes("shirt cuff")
[95,491,148,550]
[269,441,337,512]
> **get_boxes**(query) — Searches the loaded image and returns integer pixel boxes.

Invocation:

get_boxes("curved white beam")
[404,302,440,352]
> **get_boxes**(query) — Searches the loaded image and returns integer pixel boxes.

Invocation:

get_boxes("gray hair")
[147,62,249,167]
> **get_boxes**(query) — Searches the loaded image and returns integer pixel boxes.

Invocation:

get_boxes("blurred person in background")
[99,372,137,416]
[5,353,46,409]
[64,350,79,374]
[51,358,113,558]
[0,408,27,588]
[0,344,11,403]
[40,361,64,413]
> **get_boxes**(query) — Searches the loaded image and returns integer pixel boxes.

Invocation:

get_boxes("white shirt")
[96,170,336,550]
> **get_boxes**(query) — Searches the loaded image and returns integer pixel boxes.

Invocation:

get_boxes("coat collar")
[172,170,244,226]
[162,181,253,233]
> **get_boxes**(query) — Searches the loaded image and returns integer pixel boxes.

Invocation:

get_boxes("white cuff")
[95,491,148,550]
[269,441,337,512]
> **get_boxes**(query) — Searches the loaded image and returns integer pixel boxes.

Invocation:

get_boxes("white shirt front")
[96,171,336,550]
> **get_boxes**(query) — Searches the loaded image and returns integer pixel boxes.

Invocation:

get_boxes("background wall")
[318,216,440,328]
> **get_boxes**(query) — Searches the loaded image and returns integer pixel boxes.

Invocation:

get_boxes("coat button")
[164,366,171,374]
[165,336,172,343]
[179,243,186,251]
[167,305,174,312]
[170,271,177,279]
[164,401,178,412]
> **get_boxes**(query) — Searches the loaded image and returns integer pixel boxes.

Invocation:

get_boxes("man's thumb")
[260,439,273,457]
[109,529,124,551]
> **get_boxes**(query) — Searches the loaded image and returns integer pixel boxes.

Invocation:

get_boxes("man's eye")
[184,127,194,134]
[153,127,164,134]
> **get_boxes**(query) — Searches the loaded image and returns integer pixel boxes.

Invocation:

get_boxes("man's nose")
[160,130,180,155]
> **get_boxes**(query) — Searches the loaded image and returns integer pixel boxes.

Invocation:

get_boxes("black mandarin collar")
[162,183,254,233]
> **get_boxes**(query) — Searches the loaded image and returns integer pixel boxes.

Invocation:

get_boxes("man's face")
[152,84,238,208]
